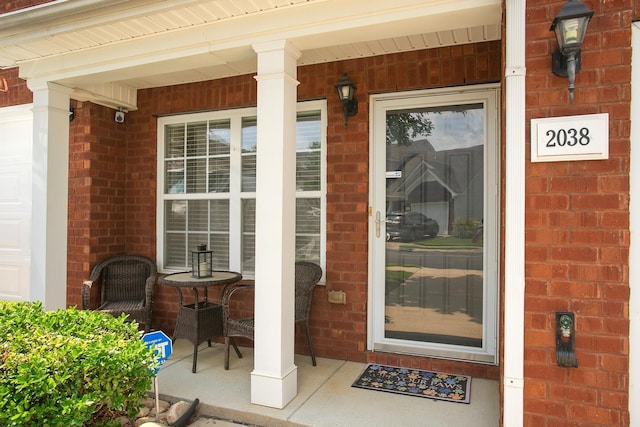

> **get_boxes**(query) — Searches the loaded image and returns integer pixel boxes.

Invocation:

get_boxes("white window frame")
[156,100,327,279]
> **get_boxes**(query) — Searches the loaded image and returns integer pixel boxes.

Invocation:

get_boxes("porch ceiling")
[0,0,501,109]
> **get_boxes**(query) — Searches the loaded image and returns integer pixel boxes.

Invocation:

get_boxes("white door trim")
[502,0,526,425]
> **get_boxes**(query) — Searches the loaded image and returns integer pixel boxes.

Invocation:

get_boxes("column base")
[250,364,298,409]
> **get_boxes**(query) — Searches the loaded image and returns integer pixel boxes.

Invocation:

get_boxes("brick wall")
[117,41,501,379]
[0,68,31,107]
[524,1,631,426]
[67,102,129,308]
[0,0,52,14]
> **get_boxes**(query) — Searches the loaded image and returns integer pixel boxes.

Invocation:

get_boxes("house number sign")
[530,113,608,162]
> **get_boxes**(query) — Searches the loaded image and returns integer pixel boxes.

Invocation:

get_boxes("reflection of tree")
[387,106,473,147]
[242,145,257,153]
[387,112,433,146]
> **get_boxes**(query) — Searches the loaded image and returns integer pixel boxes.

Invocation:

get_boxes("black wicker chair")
[222,261,322,370]
[81,254,158,333]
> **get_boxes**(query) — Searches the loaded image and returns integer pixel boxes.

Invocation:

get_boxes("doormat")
[351,363,471,404]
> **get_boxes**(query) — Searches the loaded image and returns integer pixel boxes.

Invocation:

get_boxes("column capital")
[252,39,301,60]
[26,80,74,95]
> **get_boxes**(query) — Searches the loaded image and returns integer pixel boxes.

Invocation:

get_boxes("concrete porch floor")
[156,340,500,426]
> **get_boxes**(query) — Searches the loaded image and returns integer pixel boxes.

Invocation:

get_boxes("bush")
[451,216,480,239]
[0,301,158,426]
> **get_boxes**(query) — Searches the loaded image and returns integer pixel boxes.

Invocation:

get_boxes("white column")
[250,40,301,409]
[503,0,526,426]
[27,81,72,310]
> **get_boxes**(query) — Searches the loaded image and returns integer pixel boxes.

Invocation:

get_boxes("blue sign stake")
[142,330,173,421]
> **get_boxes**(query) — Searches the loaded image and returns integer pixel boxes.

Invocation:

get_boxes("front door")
[368,85,499,363]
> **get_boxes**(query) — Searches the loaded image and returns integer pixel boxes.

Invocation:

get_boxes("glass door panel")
[370,86,498,363]
[385,104,484,347]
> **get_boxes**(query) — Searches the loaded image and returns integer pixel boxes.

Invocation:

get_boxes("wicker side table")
[159,271,242,373]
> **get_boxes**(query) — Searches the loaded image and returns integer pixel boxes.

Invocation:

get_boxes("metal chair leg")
[305,321,316,366]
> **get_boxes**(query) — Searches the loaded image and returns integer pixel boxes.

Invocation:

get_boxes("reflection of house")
[386,139,483,234]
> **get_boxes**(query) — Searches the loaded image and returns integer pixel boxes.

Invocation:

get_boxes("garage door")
[0,104,32,302]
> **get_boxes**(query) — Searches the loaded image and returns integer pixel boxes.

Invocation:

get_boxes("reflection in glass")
[242,199,256,274]
[384,104,485,348]
[296,198,320,263]
[242,117,257,192]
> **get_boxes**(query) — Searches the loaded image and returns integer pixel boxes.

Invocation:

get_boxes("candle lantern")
[191,243,213,278]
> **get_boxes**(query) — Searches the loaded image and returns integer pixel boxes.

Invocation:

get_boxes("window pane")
[242,198,256,274]
[211,200,229,232]
[186,158,206,193]
[165,160,184,194]
[188,200,208,231]
[165,233,186,269]
[296,198,320,234]
[208,120,231,156]
[296,236,320,264]
[164,200,187,269]
[296,198,320,263]
[211,234,230,270]
[165,124,184,158]
[165,124,185,194]
[242,117,257,192]
[210,199,230,270]
[208,158,230,193]
[165,200,186,231]
[186,122,207,157]
[296,151,320,191]
[208,120,231,193]
[296,111,321,192]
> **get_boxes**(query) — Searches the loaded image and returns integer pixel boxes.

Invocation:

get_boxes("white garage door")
[0,104,32,302]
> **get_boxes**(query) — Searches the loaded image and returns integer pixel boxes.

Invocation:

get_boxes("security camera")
[115,111,125,123]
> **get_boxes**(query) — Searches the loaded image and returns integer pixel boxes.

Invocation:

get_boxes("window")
[157,101,326,278]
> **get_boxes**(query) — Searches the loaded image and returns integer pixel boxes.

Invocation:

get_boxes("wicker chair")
[222,261,322,370]
[81,254,158,333]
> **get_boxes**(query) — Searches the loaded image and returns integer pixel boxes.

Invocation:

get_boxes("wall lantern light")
[335,73,358,127]
[550,0,594,102]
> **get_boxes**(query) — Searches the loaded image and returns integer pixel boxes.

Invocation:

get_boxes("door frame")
[367,84,500,364]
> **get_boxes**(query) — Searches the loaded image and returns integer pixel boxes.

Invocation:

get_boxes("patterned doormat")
[351,364,471,404]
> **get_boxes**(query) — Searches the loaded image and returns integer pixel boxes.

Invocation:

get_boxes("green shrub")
[451,216,480,239]
[0,301,158,426]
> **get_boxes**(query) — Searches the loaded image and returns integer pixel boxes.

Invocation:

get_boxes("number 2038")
[545,127,591,147]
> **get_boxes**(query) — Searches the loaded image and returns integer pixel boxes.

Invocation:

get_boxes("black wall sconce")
[335,73,358,127]
[69,106,75,122]
[550,0,594,102]
[556,311,578,367]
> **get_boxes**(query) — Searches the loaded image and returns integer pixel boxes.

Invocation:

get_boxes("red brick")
[525,380,548,399]
[525,397,569,419]
[600,390,628,409]
[549,383,597,404]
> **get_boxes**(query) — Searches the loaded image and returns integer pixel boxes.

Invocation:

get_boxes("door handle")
[375,211,386,238]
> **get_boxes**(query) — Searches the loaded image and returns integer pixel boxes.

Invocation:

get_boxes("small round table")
[159,271,242,373]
